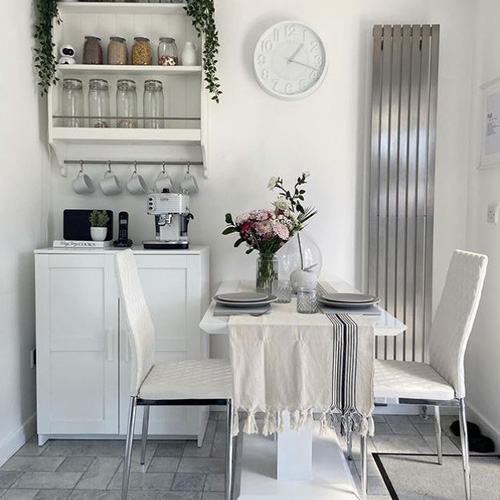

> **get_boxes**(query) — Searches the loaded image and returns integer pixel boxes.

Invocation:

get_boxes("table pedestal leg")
[276,413,313,480]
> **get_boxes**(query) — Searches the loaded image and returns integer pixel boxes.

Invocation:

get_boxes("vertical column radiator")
[368,25,440,362]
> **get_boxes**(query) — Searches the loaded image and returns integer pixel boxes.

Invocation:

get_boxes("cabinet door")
[119,254,205,436]
[36,254,119,435]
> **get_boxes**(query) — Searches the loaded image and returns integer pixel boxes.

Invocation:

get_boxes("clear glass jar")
[62,78,84,127]
[116,79,137,129]
[83,35,103,64]
[256,253,278,294]
[132,37,152,65]
[158,37,178,66]
[88,79,110,128]
[107,36,128,65]
[143,80,164,129]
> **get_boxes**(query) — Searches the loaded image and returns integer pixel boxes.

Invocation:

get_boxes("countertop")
[34,245,209,255]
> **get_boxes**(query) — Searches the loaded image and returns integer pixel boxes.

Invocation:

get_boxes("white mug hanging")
[181,42,198,66]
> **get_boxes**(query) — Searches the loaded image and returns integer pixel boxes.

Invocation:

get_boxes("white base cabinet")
[35,246,210,444]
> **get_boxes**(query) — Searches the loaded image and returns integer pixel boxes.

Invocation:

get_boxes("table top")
[199,280,407,336]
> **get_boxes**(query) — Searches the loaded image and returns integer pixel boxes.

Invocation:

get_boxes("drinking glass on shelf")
[297,288,319,314]
[62,78,84,127]
[273,280,292,303]
[143,80,164,129]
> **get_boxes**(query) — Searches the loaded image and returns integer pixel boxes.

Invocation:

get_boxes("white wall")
[465,0,500,447]
[0,1,48,464]
[49,0,474,357]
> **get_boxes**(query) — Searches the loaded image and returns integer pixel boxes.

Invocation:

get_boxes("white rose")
[303,170,310,178]
[273,198,291,211]
[268,176,278,190]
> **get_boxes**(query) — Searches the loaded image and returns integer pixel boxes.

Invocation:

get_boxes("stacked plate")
[214,292,277,308]
[319,293,380,309]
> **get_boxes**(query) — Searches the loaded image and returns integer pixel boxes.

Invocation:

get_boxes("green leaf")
[225,213,234,225]
[222,227,237,235]
[234,238,245,248]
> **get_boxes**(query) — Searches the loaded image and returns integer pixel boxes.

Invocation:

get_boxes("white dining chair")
[373,249,488,500]
[115,249,234,500]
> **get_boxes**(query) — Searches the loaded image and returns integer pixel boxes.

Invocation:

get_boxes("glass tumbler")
[143,79,164,129]
[297,288,319,314]
[273,280,292,303]
[62,78,84,127]
[88,79,110,128]
[116,79,137,128]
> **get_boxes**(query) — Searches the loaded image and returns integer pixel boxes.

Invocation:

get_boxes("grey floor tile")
[57,458,94,473]
[33,490,71,500]
[177,458,225,474]
[201,493,224,500]
[407,414,435,424]
[413,422,438,436]
[421,433,460,454]
[0,491,39,500]
[354,458,381,477]
[210,434,226,459]
[367,476,389,496]
[147,457,180,473]
[164,494,202,500]
[68,492,121,500]
[384,416,418,435]
[1,457,65,473]
[129,442,159,473]
[107,472,174,491]
[0,473,23,489]
[43,441,124,458]
[204,474,224,492]
[172,473,206,491]
[372,434,433,454]
[203,421,217,443]
[153,441,186,458]
[14,438,49,458]
[12,472,82,490]
[372,415,387,423]
[75,457,121,490]
[373,423,393,435]
[0,490,6,498]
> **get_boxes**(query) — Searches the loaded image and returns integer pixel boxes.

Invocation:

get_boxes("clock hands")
[286,43,304,64]
[287,59,318,71]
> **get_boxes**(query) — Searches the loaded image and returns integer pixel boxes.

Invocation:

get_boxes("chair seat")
[138,359,232,401]
[374,360,456,401]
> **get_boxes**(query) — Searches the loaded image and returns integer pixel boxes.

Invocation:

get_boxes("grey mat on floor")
[373,453,500,500]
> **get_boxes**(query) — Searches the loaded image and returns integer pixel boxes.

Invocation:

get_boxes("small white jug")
[181,42,198,66]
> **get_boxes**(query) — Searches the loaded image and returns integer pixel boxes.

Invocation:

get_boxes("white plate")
[319,299,380,309]
[320,293,378,304]
[215,292,270,303]
[215,295,277,308]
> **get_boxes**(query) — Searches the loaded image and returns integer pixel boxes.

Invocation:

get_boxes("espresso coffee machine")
[143,192,193,249]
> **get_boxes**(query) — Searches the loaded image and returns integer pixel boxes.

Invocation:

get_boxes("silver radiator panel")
[368,25,440,362]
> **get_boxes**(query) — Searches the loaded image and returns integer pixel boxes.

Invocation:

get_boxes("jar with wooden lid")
[132,37,152,65]
[107,36,128,65]
[83,35,103,64]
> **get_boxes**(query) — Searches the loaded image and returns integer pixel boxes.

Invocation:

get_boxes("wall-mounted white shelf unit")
[49,1,209,177]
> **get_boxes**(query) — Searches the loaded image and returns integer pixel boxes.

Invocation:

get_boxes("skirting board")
[0,413,37,467]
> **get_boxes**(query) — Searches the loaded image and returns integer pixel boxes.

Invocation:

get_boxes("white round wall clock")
[253,21,328,100]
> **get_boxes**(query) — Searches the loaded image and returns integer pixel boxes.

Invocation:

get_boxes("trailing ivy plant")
[34,0,61,96]
[184,0,222,102]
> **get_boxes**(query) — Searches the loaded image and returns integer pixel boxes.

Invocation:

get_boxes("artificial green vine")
[184,0,222,102]
[34,0,61,96]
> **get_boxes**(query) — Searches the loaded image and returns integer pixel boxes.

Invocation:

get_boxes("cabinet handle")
[106,328,114,362]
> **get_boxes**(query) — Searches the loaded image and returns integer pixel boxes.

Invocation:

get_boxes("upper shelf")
[56,64,202,76]
[57,2,187,16]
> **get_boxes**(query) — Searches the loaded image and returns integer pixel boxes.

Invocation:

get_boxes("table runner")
[228,283,375,437]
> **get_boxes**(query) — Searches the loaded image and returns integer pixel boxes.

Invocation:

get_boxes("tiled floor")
[0,412,469,500]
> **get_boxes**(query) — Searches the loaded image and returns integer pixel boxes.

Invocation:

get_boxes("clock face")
[254,21,328,100]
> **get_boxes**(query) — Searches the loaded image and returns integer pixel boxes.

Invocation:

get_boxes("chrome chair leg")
[140,405,150,466]
[434,406,443,465]
[360,434,367,499]
[459,399,472,500]
[346,416,353,460]
[226,399,234,500]
[122,396,138,500]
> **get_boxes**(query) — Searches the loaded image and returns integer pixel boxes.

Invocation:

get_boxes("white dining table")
[199,279,407,500]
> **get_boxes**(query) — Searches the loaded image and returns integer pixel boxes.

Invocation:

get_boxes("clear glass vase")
[256,253,278,294]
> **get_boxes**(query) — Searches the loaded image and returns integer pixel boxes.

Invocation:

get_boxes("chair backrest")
[115,249,156,395]
[429,249,488,398]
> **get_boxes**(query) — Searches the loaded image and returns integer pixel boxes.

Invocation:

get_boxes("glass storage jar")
[107,36,128,65]
[143,80,164,129]
[116,79,138,128]
[158,37,178,66]
[61,78,84,127]
[132,37,152,65]
[83,35,103,64]
[88,79,110,128]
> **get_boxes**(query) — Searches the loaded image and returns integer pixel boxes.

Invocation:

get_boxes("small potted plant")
[89,210,110,242]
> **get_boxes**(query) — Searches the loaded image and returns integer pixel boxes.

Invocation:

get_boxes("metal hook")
[187,161,191,174]
[79,160,84,173]
[107,160,112,173]
[162,161,166,174]
[133,161,138,174]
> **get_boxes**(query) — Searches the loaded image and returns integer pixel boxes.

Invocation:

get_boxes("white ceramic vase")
[90,227,107,242]
[181,42,198,66]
